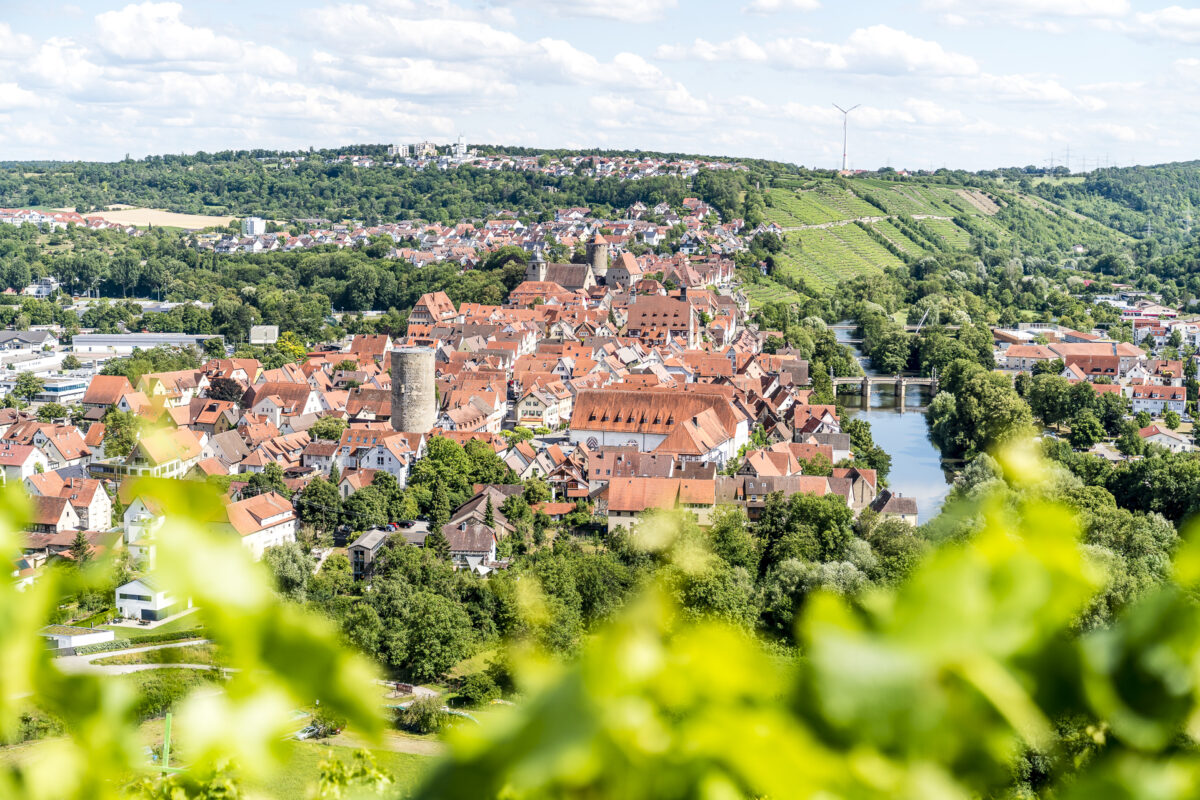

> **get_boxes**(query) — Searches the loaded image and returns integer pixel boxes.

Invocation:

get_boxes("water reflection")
[832,322,951,523]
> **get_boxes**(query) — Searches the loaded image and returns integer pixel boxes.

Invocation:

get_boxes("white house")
[115,577,190,622]
[223,492,297,560]
[40,624,114,651]
[1140,424,1193,452]
[1131,385,1186,417]
[123,495,165,566]
[0,442,49,484]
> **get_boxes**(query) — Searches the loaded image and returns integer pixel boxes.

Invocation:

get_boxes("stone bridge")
[831,375,939,404]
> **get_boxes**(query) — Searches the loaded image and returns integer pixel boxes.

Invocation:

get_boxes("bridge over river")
[832,374,939,405]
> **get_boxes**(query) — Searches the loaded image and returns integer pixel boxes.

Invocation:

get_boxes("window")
[119,593,151,602]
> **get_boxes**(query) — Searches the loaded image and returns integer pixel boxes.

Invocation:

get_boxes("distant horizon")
[2,2,1196,170]
[0,141,1191,176]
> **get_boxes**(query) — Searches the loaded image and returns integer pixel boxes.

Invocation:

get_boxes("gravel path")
[55,640,214,675]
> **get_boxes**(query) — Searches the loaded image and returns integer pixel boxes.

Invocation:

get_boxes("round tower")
[586,233,609,279]
[390,347,436,433]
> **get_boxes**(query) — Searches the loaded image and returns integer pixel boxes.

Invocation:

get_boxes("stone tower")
[586,233,609,280]
[390,347,436,433]
[525,248,547,283]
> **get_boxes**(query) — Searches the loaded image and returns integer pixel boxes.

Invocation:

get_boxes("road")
[777,213,953,232]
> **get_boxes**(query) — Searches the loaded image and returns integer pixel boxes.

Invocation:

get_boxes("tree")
[68,529,91,566]
[484,497,495,528]
[1013,371,1032,398]
[458,671,499,707]
[263,542,313,602]
[62,354,82,371]
[1115,422,1144,457]
[1028,374,1073,429]
[310,416,348,442]
[102,409,140,458]
[707,505,758,572]
[296,476,341,532]
[1135,410,1153,428]
[424,528,451,562]
[247,462,290,499]
[342,486,388,531]
[36,403,68,422]
[1069,410,1105,450]
[206,377,244,404]
[523,477,551,505]
[203,337,225,358]
[400,591,475,683]
[12,372,43,402]
[1164,410,1182,429]
[398,694,448,734]
[429,482,452,529]
[275,331,307,363]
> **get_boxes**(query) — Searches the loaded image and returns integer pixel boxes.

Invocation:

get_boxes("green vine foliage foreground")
[417,442,1200,800]
[8,443,1200,798]
[0,478,383,800]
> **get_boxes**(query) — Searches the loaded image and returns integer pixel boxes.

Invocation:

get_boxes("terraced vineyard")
[771,226,906,289]
[740,275,808,308]
[867,219,930,258]
[917,218,973,249]
[763,183,880,227]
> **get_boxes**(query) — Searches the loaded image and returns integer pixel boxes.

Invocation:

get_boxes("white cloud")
[744,0,820,13]
[94,2,296,75]
[926,0,1128,16]
[1089,122,1138,142]
[661,26,979,77]
[309,4,527,60]
[656,35,767,62]
[948,73,1106,110]
[1124,6,1200,43]
[0,23,35,59]
[0,83,45,111]
[502,0,677,22]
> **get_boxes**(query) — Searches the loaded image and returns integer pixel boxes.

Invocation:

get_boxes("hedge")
[127,628,206,645]
[70,629,205,656]
[74,639,132,656]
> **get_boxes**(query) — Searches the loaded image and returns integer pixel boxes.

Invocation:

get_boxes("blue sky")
[2,0,1199,169]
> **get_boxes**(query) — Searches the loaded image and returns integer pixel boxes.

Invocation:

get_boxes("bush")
[131,670,222,722]
[457,672,499,707]
[397,695,447,734]
[127,628,205,645]
[311,707,348,739]
[0,711,64,745]
[74,638,132,656]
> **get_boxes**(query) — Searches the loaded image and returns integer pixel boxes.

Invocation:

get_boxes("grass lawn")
[93,643,220,667]
[0,713,431,798]
[102,609,203,639]
[447,647,496,680]
[246,740,429,799]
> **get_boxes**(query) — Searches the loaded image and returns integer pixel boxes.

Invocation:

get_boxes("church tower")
[525,247,547,282]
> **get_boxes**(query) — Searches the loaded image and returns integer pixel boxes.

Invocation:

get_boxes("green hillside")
[750,170,1142,301]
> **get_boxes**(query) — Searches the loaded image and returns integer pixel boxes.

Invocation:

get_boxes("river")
[833,324,952,524]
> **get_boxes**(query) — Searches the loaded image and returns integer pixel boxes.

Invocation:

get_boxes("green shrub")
[397,695,447,734]
[130,670,222,722]
[127,628,206,645]
[456,672,498,707]
[73,639,132,656]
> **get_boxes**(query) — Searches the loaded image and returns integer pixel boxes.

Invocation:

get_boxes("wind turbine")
[833,103,861,172]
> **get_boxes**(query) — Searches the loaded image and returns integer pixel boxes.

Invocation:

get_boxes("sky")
[2,0,1199,170]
